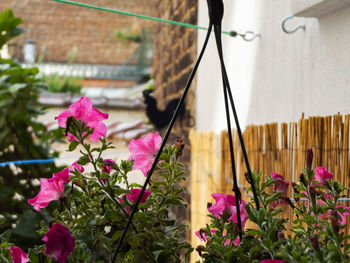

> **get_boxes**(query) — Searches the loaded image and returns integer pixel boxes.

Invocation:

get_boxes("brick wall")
[152,0,198,240]
[153,0,197,141]
[0,0,157,65]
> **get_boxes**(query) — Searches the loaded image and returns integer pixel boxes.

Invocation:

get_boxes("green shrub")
[0,9,62,249]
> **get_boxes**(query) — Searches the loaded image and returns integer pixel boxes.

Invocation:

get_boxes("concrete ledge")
[292,0,350,17]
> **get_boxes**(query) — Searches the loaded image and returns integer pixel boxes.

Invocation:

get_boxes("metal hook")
[241,31,261,41]
[228,30,261,41]
[282,15,305,34]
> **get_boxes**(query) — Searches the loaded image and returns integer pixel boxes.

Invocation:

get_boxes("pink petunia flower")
[319,206,350,225]
[260,260,285,263]
[49,168,70,183]
[102,159,115,174]
[233,237,240,246]
[208,193,248,228]
[119,188,152,213]
[224,239,231,245]
[271,172,289,207]
[55,96,109,142]
[128,132,162,176]
[28,168,70,212]
[313,167,334,185]
[305,194,350,229]
[317,195,350,225]
[9,246,29,263]
[43,224,75,263]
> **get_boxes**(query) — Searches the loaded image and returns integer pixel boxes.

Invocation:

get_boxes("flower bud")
[309,234,321,253]
[292,182,300,202]
[173,138,185,158]
[244,203,251,215]
[329,210,340,232]
[196,245,205,257]
[73,180,85,190]
[306,148,313,170]
[300,173,307,187]
[278,231,285,240]
[65,116,75,136]
[232,223,239,235]
[309,185,316,209]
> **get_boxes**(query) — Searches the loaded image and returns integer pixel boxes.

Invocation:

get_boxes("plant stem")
[75,128,156,263]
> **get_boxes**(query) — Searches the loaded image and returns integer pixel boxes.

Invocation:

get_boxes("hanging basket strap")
[111,20,214,263]
[209,0,260,211]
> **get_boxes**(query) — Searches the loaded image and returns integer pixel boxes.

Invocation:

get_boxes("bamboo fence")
[189,114,350,257]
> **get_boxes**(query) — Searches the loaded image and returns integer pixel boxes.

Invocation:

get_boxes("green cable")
[51,0,235,37]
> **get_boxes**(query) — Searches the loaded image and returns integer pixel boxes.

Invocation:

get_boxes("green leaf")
[0,216,5,226]
[9,83,26,93]
[0,230,11,242]
[68,140,79,152]
[0,9,24,49]
[91,147,100,152]
[28,249,39,263]
[111,231,123,242]
[114,188,129,196]
[246,229,262,237]
[77,155,90,165]
[127,234,141,248]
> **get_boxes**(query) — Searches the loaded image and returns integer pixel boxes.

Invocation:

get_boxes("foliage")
[0,9,24,49]
[0,9,62,250]
[114,29,141,43]
[195,157,350,263]
[3,105,192,262]
[1,89,349,263]
[42,74,82,95]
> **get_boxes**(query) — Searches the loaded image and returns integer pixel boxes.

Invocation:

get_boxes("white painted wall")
[196,0,350,133]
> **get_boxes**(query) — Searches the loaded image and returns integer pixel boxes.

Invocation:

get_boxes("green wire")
[51,0,234,37]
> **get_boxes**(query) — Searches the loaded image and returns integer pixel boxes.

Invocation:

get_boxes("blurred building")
[0,0,160,141]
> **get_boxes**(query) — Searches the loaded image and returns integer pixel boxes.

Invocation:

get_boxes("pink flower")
[119,188,152,213]
[271,172,289,207]
[69,162,84,173]
[102,159,115,174]
[208,193,248,228]
[310,194,350,227]
[318,205,350,226]
[336,206,350,225]
[55,96,109,142]
[195,229,216,242]
[28,168,70,211]
[224,239,231,245]
[260,260,285,263]
[233,237,240,246]
[43,224,75,263]
[128,132,162,176]
[49,168,70,183]
[9,246,29,263]
[100,159,115,184]
[313,167,334,185]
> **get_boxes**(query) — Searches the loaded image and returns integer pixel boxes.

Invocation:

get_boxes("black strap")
[111,21,213,263]
[210,4,260,210]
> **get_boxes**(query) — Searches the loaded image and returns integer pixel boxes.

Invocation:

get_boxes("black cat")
[142,89,186,130]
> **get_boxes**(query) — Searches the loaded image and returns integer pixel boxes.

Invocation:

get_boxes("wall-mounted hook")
[241,31,261,41]
[282,15,305,34]
[228,30,261,41]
